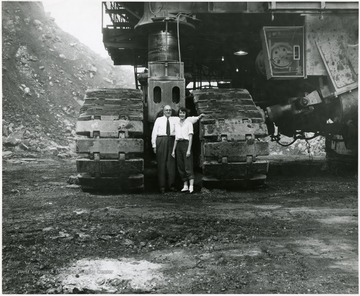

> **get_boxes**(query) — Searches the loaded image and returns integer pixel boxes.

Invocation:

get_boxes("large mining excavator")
[76,2,358,192]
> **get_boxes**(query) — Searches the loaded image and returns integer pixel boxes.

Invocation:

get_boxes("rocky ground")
[2,157,358,294]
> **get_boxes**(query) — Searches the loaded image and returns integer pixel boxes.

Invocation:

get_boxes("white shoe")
[181,185,189,192]
[189,186,194,193]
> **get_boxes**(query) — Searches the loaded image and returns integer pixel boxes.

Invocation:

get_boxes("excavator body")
[76,2,358,191]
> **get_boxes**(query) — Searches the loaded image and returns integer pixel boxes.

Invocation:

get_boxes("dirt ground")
[2,157,358,294]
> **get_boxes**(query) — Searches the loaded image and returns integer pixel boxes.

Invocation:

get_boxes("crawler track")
[193,88,269,187]
[76,88,144,192]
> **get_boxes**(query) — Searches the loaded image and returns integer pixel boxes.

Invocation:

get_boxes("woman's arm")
[186,113,206,124]
[186,134,193,157]
[171,139,178,158]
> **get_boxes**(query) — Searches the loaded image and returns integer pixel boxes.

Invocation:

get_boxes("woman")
[171,107,204,193]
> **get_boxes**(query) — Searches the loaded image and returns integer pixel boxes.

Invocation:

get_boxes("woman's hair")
[178,107,188,117]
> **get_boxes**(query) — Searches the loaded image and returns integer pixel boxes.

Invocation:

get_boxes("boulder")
[24,87,31,95]
[29,56,38,62]
[103,77,113,84]
[33,19,42,27]
[89,65,97,73]
[3,151,13,158]
[68,175,80,185]
[4,131,23,146]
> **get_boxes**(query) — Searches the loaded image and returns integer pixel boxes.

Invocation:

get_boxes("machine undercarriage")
[75,2,358,192]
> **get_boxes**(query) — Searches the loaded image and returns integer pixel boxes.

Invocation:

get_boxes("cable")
[271,131,321,147]
[177,14,182,64]
[175,12,193,63]
[271,135,297,147]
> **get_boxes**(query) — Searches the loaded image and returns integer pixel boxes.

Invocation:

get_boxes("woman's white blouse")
[175,120,193,140]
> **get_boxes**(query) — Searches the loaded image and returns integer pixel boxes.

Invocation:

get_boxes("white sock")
[181,185,189,191]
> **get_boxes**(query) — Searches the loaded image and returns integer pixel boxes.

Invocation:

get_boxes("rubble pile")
[2,121,76,159]
[2,2,134,159]
[269,135,326,157]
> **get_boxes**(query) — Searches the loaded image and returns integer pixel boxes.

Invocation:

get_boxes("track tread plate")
[76,120,143,137]
[194,88,263,121]
[77,158,144,176]
[202,174,267,189]
[78,173,144,192]
[79,109,143,121]
[203,141,269,160]
[76,138,144,154]
[201,121,268,140]
[80,88,143,120]
[202,160,269,180]
[83,98,142,105]
[86,88,142,98]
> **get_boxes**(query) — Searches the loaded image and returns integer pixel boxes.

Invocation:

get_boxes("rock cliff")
[2,1,135,159]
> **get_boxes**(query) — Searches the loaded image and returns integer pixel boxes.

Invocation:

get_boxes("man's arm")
[151,119,159,152]
[171,139,178,158]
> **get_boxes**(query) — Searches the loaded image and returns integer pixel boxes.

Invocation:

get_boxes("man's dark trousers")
[156,136,176,189]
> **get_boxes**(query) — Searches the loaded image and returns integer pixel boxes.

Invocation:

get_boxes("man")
[151,105,204,193]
